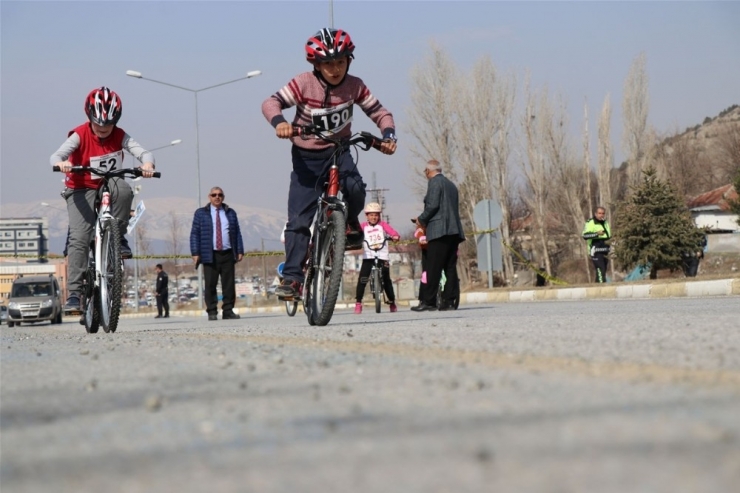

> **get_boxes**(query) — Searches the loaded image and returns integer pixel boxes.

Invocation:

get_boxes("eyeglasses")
[210,193,224,198]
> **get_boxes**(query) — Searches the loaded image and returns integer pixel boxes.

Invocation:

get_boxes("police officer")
[582,207,611,283]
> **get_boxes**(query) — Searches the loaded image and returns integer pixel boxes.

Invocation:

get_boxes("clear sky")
[2,0,739,226]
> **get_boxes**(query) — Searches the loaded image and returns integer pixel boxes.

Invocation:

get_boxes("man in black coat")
[154,263,169,318]
[412,160,465,312]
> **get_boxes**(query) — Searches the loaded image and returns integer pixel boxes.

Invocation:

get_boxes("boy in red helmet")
[50,87,156,311]
[262,27,398,300]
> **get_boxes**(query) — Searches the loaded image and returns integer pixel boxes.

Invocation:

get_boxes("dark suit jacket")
[417,173,465,242]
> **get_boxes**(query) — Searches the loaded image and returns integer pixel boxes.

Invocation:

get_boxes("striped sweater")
[261,71,395,153]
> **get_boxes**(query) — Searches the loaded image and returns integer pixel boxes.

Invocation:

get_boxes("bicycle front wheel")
[99,219,123,333]
[83,281,100,334]
[308,209,346,326]
[373,267,382,313]
[286,300,298,317]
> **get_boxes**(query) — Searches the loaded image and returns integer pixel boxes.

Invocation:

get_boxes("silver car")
[7,275,63,327]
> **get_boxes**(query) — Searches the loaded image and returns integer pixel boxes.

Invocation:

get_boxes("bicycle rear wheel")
[373,267,382,313]
[99,219,122,333]
[307,209,346,326]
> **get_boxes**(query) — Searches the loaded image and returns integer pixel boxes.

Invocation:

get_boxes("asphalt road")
[2,297,739,493]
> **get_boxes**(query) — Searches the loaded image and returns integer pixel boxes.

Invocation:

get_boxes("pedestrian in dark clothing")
[582,206,611,283]
[154,263,169,318]
[412,160,465,312]
[189,186,244,321]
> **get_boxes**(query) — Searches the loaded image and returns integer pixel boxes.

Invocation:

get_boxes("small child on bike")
[50,87,156,311]
[354,203,400,314]
[262,27,398,300]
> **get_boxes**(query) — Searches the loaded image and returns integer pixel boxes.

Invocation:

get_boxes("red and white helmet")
[305,28,355,64]
[85,87,122,126]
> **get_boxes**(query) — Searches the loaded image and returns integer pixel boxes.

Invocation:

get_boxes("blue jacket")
[189,203,244,264]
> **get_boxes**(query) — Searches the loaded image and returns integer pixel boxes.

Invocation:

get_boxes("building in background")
[0,218,50,263]
[0,217,65,301]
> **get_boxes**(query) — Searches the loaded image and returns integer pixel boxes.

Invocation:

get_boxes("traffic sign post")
[473,199,503,288]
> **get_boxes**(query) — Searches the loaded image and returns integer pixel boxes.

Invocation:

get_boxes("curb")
[120,278,739,319]
[461,278,740,304]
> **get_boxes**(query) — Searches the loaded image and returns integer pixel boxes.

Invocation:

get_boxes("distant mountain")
[0,196,287,254]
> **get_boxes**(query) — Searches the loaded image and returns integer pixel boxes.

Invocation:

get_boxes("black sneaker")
[276,279,301,299]
[345,219,364,250]
[120,237,132,259]
[64,294,81,311]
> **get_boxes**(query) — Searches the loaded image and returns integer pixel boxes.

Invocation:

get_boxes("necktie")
[215,208,223,250]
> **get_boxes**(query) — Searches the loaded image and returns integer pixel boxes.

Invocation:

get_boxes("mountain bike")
[292,124,385,326]
[364,235,392,313]
[53,166,161,333]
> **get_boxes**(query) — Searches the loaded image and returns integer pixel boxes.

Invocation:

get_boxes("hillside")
[651,104,740,198]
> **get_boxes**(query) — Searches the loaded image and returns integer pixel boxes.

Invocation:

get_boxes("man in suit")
[154,263,169,318]
[412,160,465,312]
[189,186,244,321]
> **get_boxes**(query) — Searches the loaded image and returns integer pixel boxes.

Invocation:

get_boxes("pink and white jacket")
[361,221,399,260]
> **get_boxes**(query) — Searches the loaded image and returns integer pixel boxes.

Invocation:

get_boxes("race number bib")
[366,229,384,250]
[310,101,354,134]
[89,151,123,179]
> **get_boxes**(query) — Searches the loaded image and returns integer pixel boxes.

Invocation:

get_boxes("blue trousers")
[283,146,366,283]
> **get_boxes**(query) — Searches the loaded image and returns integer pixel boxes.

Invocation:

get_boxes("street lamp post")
[126,69,262,310]
[131,139,182,313]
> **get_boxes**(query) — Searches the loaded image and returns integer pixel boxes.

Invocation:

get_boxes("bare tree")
[716,123,740,184]
[134,215,152,282]
[519,78,553,276]
[167,211,184,297]
[597,94,614,210]
[544,93,589,279]
[622,52,650,189]
[454,56,518,284]
[407,42,459,193]
[582,100,593,215]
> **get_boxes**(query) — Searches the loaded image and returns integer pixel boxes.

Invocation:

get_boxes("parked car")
[6,274,63,327]
[0,305,8,325]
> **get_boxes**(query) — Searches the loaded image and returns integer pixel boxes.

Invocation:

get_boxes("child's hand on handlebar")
[140,162,156,178]
[391,235,400,242]
[276,122,293,139]
[57,161,73,173]
[379,139,397,155]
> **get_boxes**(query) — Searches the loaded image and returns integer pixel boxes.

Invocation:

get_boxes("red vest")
[65,123,126,189]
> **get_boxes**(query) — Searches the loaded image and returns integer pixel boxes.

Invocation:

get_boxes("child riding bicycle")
[50,87,156,311]
[354,202,400,314]
[261,27,397,300]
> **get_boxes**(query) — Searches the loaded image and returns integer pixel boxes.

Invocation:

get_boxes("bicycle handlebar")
[291,124,385,152]
[363,234,397,252]
[52,166,161,179]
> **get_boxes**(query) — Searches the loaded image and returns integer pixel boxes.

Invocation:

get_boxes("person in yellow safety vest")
[582,206,612,283]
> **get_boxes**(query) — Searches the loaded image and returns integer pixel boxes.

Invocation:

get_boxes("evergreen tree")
[614,167,705,279]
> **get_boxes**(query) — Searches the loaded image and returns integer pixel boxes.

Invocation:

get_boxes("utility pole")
[261,238,267,297]
[367,172,391,224]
